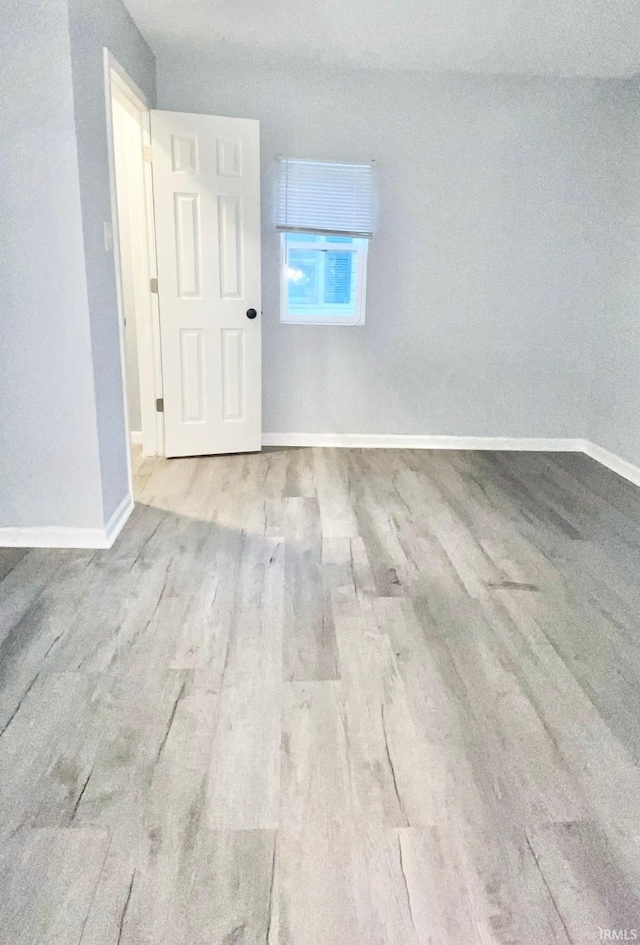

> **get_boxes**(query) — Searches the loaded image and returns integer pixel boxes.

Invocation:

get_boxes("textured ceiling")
[123,0,640,77]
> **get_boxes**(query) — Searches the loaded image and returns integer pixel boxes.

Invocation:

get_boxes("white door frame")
[103,48,163,460]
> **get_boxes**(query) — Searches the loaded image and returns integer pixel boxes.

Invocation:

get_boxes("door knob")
[246,308,257,319]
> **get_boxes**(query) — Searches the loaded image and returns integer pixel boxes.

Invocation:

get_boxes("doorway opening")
[105,63,263,462]
[104,49,163,463]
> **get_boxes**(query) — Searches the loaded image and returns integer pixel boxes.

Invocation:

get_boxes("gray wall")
[67,0,156,519]
[158,52,616,438]
[0,0,155,532]
[588,77,640,467]
[0,0,103,528]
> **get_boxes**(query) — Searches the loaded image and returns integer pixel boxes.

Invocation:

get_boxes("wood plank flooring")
[2,446,640,943]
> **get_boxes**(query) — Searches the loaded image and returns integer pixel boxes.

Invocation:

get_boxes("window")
[277,158,374,325]
[280,233,368,325]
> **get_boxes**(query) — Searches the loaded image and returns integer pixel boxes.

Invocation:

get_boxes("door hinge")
[156,398,164,413]
[143,145,153,163]
[150,277,158,294]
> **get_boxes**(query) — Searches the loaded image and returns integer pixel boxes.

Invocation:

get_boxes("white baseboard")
[262,432,584,452]
[582,440,640,489]
[0,493,134,550]
[130,431,143,444]
[103,493,135,546]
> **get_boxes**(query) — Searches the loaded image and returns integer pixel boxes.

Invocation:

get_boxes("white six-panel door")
[150,110,261,457]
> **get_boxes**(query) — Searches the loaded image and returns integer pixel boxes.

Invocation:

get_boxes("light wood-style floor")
[2,447,640,944]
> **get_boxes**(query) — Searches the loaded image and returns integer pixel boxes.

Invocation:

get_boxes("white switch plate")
[103,221,113,252]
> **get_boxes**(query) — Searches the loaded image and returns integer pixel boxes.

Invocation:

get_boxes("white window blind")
[276,159,374,239]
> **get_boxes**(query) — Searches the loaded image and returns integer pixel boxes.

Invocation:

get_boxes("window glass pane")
[286,249,320,306]
[282,233,365,323]
[324,252,353,305]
